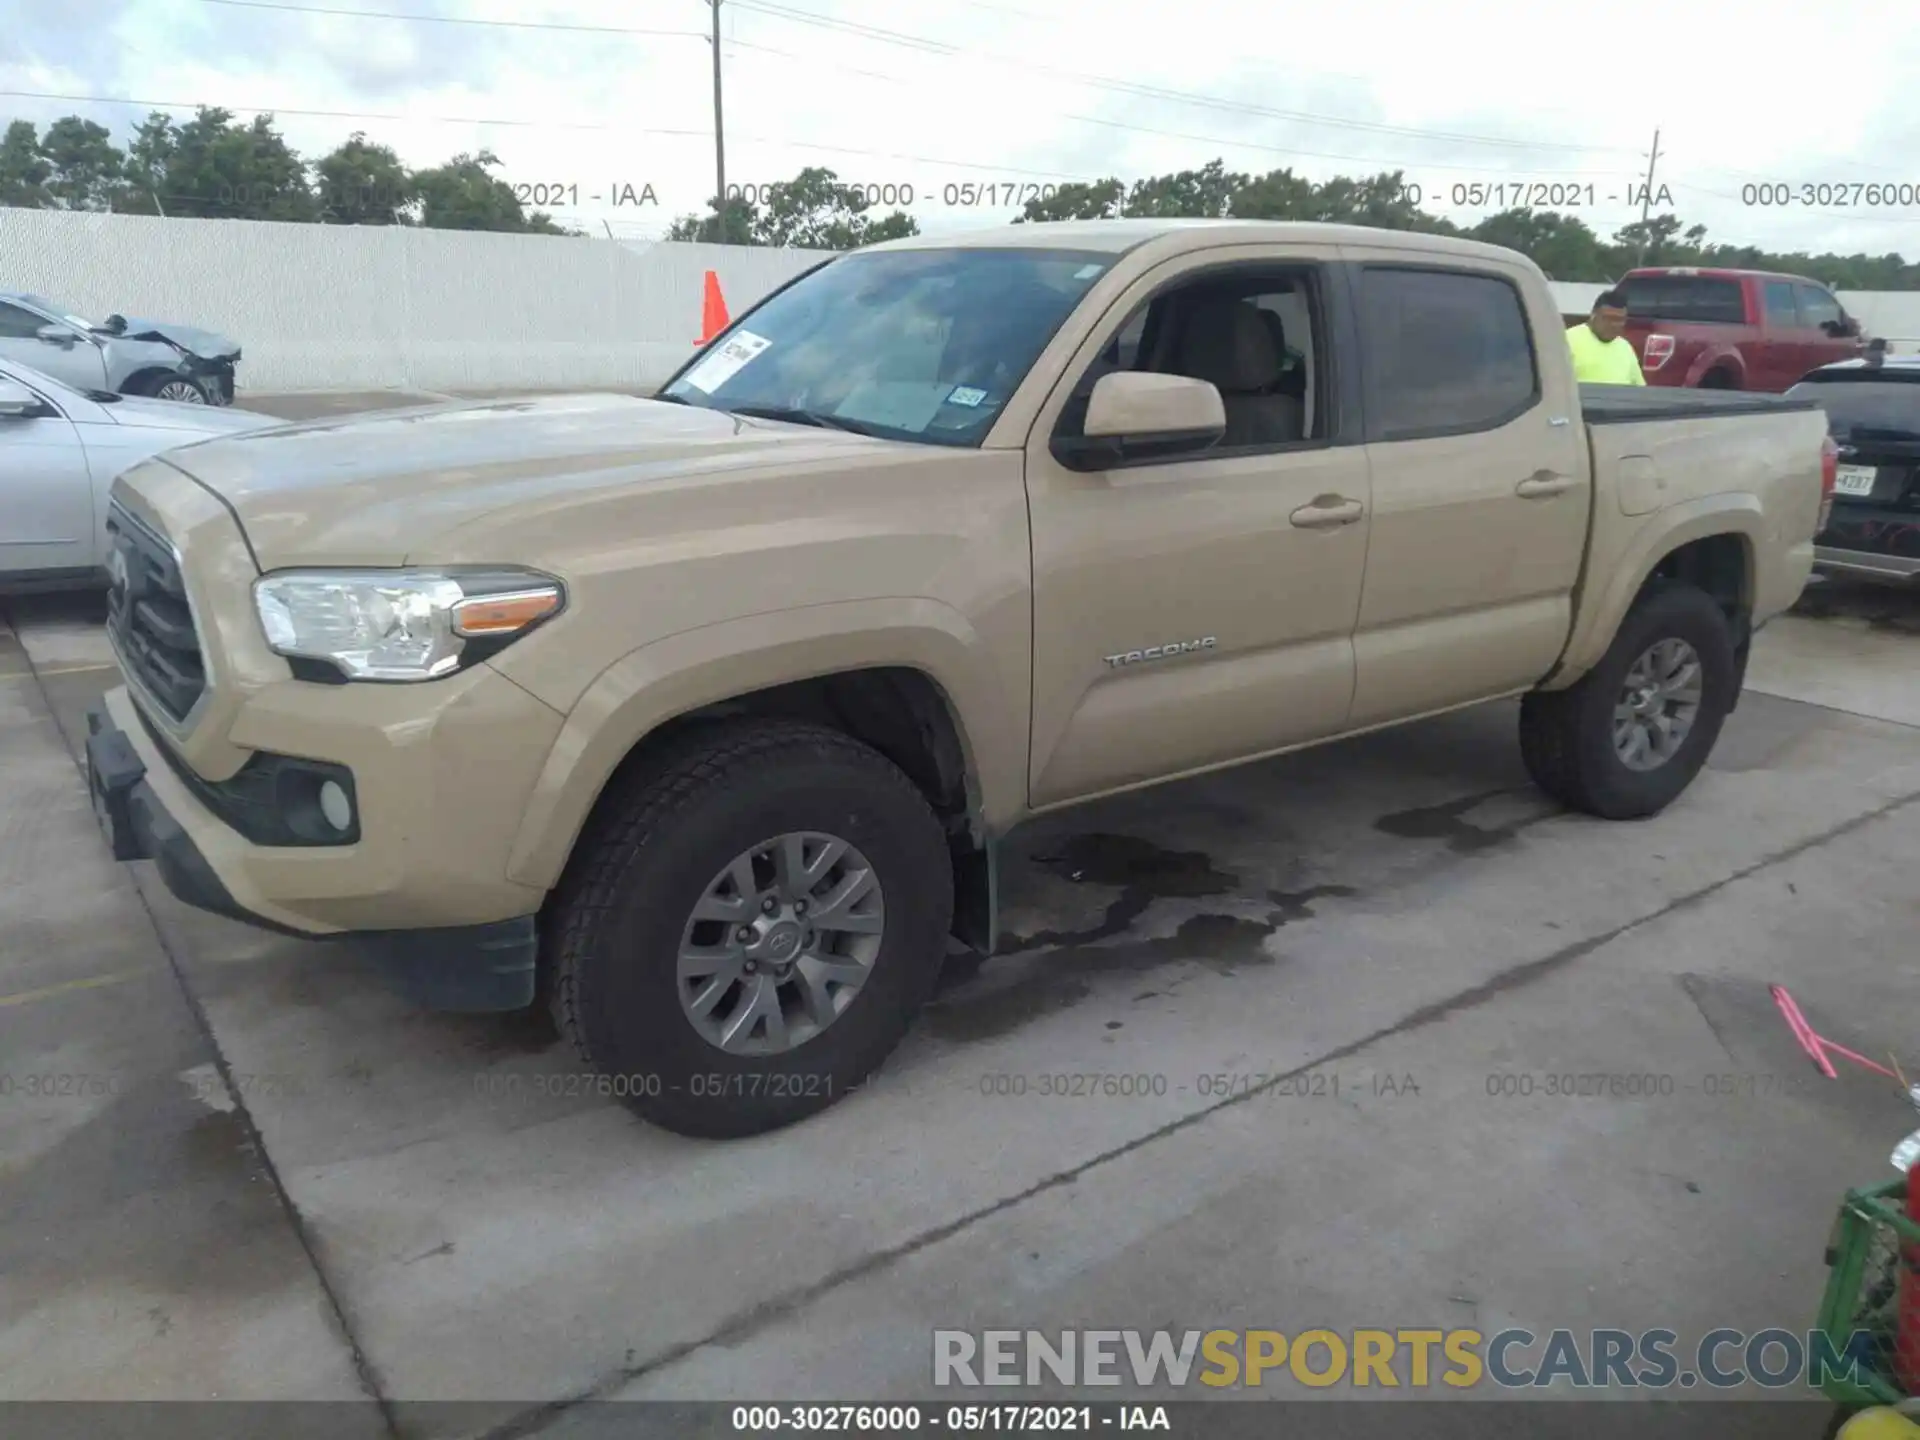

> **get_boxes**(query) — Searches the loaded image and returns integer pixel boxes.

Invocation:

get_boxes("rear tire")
[546,720,952,1139]
[1519,582,1737,819]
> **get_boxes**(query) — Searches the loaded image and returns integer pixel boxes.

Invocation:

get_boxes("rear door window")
[1355,266,1539,440]
[1762,281,1800,328]
[1617,276,1747,324]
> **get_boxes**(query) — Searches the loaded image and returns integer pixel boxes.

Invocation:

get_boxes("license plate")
[1833,463,1878,497]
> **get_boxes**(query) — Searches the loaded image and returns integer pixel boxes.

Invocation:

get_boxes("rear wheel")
[1519,582,1737,819]
[1698,369,1735,390]
[546,720,953,1138]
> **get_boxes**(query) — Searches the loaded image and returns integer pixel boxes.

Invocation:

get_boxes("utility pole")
[709,0,727,245]
[1634,128,1662,266]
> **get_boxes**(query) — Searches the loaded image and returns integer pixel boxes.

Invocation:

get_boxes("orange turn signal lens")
[451,586,562,637]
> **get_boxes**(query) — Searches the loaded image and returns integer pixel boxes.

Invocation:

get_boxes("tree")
[666,191,764,244]
[1470,208,1611,282]
[412,149,571,233]
[313,132,414,225]
[751,167,918,249]
[666,169,918,250]
[39,116,124,210]
[1124,160,1245,218]
[1014,178,1125,223]
[117,111,177,214]
[119,108,317,220]
[1228,167,1320,221]
[0,120,51,208]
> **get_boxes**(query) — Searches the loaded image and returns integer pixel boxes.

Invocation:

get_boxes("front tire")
[546,720,953,1139]
[1519,582,1737,819]
[140,374,211,404]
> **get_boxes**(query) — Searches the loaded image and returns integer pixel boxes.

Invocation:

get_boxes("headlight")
[252,568,564,682]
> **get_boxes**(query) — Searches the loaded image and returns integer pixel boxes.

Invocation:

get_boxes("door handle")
[1515,471,1577,498]
[1289,496,1365,530]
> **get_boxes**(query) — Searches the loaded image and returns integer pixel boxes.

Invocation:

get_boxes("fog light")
[318,779,353,832]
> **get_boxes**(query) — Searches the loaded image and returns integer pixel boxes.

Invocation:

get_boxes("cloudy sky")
[6,0,1920,255]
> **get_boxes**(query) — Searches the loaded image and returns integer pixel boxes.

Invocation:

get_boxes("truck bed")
[1579,383,1822,424]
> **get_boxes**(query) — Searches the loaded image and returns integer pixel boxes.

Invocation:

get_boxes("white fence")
[0,209,829,393]
[2,208,1915,392]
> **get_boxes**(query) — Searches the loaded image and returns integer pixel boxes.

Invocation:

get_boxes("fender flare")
[1546,496,1762,687]
[503,597,1022,891]
[1684,347,1746,388]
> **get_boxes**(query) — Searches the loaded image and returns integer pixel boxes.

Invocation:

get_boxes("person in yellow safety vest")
[1566,287,1647,386]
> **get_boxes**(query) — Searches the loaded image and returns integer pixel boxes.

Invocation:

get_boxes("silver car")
[0,358,281,592]
[0,291,242,405]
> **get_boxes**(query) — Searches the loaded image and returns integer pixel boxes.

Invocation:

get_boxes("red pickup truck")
[1617,267,1867,392]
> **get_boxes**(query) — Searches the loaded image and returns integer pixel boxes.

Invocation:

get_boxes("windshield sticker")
[682,330,772,394]
[946,385,988,408]
[1074,264,1104,279]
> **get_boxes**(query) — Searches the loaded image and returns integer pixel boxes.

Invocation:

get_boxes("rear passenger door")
[1340,254,1590,727]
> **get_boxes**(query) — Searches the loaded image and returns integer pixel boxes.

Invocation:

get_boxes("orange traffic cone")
[696,270,730,344]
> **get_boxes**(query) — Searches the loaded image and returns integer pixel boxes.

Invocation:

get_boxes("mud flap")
[950,837,997,957]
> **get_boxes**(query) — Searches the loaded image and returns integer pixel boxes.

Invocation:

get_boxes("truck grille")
[105,501,206,724]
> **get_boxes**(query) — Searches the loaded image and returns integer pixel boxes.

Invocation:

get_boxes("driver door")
[0,300,108,391]
[1022,244,1370,808]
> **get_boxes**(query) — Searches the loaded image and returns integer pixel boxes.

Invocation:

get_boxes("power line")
[0,87,1110,181]
[725,0,1642,156]
[0,88,715,137]
[711,32,1625,176]
[173,0,1640,158]
[190,0,706,37]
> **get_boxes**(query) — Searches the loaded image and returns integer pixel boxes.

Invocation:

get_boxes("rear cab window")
[1616,275,1748,325]
[1354,266,1540,440]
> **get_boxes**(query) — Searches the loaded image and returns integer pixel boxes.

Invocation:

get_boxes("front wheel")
[1519,582,1737,819]
[546,720,953,1139]
[142,374,211,404]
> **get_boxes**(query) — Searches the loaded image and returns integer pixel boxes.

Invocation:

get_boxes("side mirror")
[1053,371,1226,471]
[104,313,128,335]
[35,323,76,346]
[0,379,46,418]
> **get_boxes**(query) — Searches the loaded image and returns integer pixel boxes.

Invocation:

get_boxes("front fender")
[503,597,1025,891]
[1545,495,1763,687]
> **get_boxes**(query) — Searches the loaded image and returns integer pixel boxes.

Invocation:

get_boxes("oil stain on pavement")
[923,833,1359,1044]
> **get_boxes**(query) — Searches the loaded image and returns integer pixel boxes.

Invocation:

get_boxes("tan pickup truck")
[85,220,1833,1137]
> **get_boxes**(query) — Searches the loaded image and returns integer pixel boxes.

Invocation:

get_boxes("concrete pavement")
[1,576,1917,1435]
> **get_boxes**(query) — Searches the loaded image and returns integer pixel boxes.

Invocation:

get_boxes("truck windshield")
[659,248,1113,446]
[1786,373,1920,443]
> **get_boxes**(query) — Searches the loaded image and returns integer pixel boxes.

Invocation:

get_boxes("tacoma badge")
[1103,637,1217,668]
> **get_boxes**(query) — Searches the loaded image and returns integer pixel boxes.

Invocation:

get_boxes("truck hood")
[158,392,895,569]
